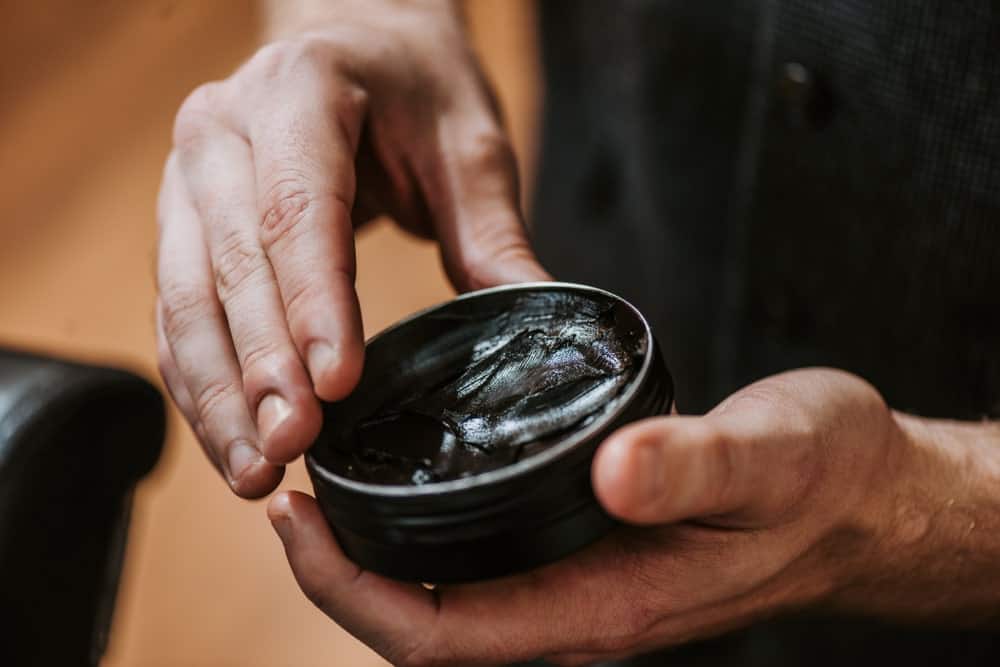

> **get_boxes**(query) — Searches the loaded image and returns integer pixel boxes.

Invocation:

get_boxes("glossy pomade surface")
[333,292,645,485]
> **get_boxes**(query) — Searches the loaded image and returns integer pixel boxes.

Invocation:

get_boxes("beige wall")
[0,2,538,665]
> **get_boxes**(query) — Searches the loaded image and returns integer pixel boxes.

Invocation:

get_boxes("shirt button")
[776,62,834,130]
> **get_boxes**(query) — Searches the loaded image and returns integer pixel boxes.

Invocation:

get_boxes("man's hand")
[155,0,547,498]
[267,368,1000,666]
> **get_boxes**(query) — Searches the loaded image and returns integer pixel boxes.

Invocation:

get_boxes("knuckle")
[159,283,214,341]
[281,278,320,324]
[456,129,515,174]
[237,336,283,377]
[724,378,803,422]
[282,269,356,323]
[245,37,335,81]
[192,378,241,424]
[259,182,316,249]
[212,231,269,301]
[237,339,302,397]
[245,40,288,74]
[332,82,369,124]
[705,424,740,507]
[173,82,225,149]
[738,378,820,444]
[244,41,293,78]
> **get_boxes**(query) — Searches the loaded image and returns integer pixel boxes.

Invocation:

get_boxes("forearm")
[836,411,1000,624]
[260,0,461,41]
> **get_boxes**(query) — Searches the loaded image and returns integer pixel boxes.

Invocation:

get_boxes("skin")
[267,369,1000,665]
[157,2,1000,664]
[156,0,547,497]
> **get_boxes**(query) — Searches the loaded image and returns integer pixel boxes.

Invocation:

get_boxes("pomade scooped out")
[306,283,673,582]
[344,293,643,485]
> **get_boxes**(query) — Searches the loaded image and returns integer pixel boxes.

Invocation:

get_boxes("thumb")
[417,115,551,291]
[592,400,813,526]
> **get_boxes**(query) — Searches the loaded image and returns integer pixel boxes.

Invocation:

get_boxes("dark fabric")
[0,349,165,666]
[738,0,1000,421]
[535,0,759,413]
[532,0,1000,664]
[535,0,1000,417]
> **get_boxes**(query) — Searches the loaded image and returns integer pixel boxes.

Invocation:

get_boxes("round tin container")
[305,282,672,582]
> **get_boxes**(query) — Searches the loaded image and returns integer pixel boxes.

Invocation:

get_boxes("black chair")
[0,348,165,666]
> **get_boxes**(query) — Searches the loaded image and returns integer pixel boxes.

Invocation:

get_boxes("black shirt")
[531,1,1000,664]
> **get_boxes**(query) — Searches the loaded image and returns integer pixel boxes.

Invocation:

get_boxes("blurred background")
[0,1,539,664]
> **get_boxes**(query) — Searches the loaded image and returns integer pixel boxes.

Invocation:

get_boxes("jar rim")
[305,281,657,499]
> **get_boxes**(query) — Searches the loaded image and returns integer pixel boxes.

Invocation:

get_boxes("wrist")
[831,410,1000,624]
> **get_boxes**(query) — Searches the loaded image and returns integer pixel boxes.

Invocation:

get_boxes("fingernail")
[228,440,262,482]
[270,515,293,544]
[257,393,292,442]
[307,341,336,383]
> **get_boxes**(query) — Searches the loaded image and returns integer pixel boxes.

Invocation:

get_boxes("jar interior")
[311,287,649,486]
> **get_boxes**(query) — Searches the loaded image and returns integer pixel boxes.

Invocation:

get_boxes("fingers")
[269,488,653,665]
[175,111,322,466]
[269,492,782,665]
[240,74,366,403]
[416,110,551,292]
[160,38,548,500]
[156,155,283,497]
[424,544,638,665]
[593,374,832,525]
[267,492,438,664]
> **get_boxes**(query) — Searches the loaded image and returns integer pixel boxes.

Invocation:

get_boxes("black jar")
[305,282,672,582]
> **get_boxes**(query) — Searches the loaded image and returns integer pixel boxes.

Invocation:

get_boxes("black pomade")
[341,293,644,485]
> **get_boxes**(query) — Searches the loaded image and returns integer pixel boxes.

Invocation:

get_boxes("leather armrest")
[0,348,165,666]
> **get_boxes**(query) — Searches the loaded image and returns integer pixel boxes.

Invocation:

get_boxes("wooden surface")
[0,2,538,665]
